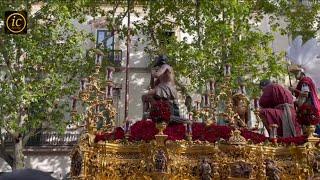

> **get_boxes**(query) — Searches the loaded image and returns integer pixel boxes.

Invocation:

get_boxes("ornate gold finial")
[228,129,247,145]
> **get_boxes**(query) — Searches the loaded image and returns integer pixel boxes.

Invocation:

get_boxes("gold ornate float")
[70,62,320,179]
[70,129,320,179]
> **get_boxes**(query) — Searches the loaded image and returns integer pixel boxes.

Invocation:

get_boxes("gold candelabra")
[71,51,117,135]
[194,64,248,128]
[253,97,262,130]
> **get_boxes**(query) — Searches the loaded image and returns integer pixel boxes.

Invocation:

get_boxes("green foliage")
[275,0,320,41]
[136,0,287,97]
[0,0,99,168]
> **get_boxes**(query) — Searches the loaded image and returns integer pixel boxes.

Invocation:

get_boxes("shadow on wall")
[24,155,70,180]
[0,158,12,173]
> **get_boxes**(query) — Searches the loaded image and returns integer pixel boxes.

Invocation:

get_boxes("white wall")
[0,154,70,180]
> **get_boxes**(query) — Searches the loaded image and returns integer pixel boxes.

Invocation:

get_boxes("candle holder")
[216,65,245,128]
[71,57,116,134]
[269,124,278,144]
[186,122,192,141]
[253,98,261,130]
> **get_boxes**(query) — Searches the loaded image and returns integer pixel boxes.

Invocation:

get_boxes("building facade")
[1,2,319,179]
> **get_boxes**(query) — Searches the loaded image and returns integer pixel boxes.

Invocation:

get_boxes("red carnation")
[192,123,206,141]
[94,132,106,143]
[277,136,307,145]
[129,120,158,142]
[114,127,125,139]
[297,103,320,126]
[164,123,186,141]
[149,100,171,123]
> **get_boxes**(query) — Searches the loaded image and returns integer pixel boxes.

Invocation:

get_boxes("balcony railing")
[4,132,80,147]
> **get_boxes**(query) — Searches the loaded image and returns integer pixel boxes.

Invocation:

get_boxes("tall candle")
[95,54,102,65]
[269,124,278,139]
[125,120,130,132]
[188,113,192,121]
[209,79,215,93]
[95,104,100,113]
[240,85,246,94]
[72,98,77,111]
[204,94,209,107]
[110,86,113,97]
[187,123,192,134]
[105,86,108,98]
[196,101,200,110]
[106,84,113,98]
[254,98,259,109]
[80,79,86,91]
[224,64,231,76]
[106,67,115,80]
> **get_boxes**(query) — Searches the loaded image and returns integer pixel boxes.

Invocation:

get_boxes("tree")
[0,0,139,170]
[0,1,97,169]
[134,0,294,97]
[275,0,320,41]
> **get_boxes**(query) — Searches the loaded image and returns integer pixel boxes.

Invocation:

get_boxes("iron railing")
[4,132,80,147]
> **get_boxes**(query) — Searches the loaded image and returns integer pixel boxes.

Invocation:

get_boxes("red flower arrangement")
[277,136,307,145]
[164,123,186,141]
[240,129,268,144]
[113,127,125,139]
[94,131,106,143]
[94,121,308,146]
[149,100,171,123]
[94,127,125,142]
[297,103,320,126]
[129,120,158,142]
[203,124,232,143]
[192,123,206,141]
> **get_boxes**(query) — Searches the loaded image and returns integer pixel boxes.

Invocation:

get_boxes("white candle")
[80,79,87,91]
[108,85,113,97]
[240,85,246,94]
[106,84,113,97]
[224,64,231,76]
[204,94,209,107]
[254,98,259,109]
[105,86,108,98]
[196,101,200,110]
[95,54,102,65]
[209,79,215,93]
[72,98,77,111]
[95,104,100,113]
[106,67,115,80]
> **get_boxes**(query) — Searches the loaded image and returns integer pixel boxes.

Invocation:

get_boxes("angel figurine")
[286,36,320,133]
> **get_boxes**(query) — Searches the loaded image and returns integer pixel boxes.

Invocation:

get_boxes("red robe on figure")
[295,76,320,116]
[259,83,302,137]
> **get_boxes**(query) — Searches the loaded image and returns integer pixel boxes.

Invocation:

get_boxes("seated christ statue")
[142,55,180,119]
